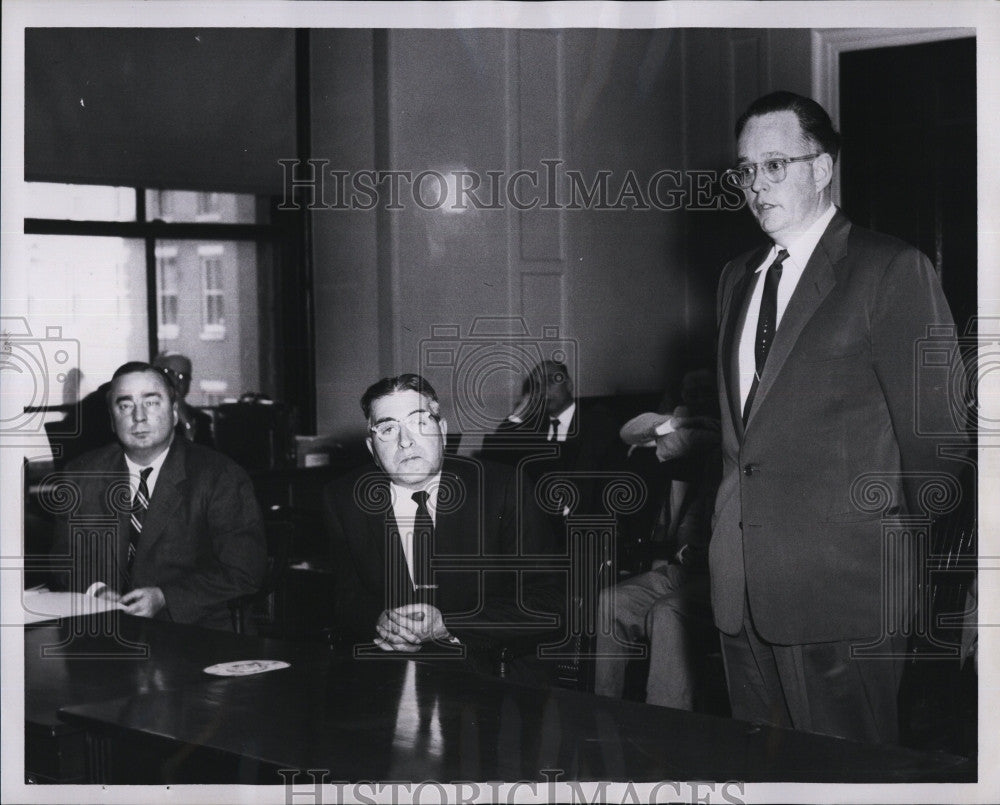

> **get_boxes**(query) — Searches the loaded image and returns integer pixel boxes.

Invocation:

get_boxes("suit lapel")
[721,244,770,439]
[105,451,132,590]
[134,440,186,561]
[434,459,478,555]
[745,212,848,425]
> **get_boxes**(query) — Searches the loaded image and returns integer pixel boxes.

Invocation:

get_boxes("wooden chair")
[228,519,294,635]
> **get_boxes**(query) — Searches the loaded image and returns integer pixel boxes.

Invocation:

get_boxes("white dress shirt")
[738,204,837,408]
[548,402,576,442]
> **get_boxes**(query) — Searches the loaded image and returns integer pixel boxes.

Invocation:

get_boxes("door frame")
[811,27,976,202]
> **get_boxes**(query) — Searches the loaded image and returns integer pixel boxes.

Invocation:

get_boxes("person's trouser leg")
[594,567,674,698]
[645,566,712,710]
[721,607,906,743]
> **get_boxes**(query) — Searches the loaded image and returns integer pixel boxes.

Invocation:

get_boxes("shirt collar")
[554,401,576,428]
[761,203,836,272]
[389,471,443,509]
[124,438,173,491]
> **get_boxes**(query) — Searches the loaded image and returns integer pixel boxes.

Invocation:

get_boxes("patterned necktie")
[411,490,436,603]
[743,249,789,423]
[127,467,153,581]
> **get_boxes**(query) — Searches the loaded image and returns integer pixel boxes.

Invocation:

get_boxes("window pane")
[24,182,136,221]
[22,234,147,407]
[155,239,259,406]
[145,189,256,224]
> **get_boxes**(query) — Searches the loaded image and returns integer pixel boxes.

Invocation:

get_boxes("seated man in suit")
[324,373,564,682]
[481,360,624,530]
[153,351,214,446]
[594,368,721,710]
[50,361,266,630]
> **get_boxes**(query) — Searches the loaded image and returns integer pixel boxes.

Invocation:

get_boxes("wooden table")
[26,614,974,785]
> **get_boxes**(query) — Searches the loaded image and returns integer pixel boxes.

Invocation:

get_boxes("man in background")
[482,360,624,530]
[153,351,214,446]
[595,368,721,710]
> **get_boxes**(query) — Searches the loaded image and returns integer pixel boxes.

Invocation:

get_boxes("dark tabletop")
[27,614,974,784]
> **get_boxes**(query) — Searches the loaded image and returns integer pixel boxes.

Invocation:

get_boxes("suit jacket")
[711,209,966,644]
[323,456,564,652]
[480,400,625,522]
[50,438,266,630]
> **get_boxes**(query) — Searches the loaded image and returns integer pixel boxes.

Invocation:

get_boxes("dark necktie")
[411,490,436,604]
[743,249,789,424]
[548,416,560,442]
[127,467,153,583]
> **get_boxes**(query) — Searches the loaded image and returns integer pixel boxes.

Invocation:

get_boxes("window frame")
[155,245,180,339]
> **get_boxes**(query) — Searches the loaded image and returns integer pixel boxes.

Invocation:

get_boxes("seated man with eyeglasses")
[322,373,565,684]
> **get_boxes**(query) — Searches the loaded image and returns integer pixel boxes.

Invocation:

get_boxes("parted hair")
[735,90,841,163]
[360,373,439,420]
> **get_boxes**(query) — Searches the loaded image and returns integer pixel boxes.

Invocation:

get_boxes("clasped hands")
[375,603,451,652]
[97,585,166,618]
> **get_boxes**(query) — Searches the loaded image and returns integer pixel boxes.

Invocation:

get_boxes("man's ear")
[813,153,834,193]
[438,417,448,439]
[171,401,179,427]
[365,436,374,459]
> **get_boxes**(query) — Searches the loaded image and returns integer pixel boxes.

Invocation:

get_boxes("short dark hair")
[360,373,439,420]
[106,361,177,407]
[735,91,841,163]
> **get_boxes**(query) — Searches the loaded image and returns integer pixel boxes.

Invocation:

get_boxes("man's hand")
[655,412,721,462]
[374,603,449,652]
[120,587,166,618]
[93,586,122,604]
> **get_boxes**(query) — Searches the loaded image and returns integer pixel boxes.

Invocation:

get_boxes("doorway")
[840,36,977,760]
[839,36,976,333]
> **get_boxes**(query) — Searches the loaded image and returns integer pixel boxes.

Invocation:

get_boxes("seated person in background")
[324,373,564,684]
[153,351,215,446]
[594,368,721,710]
[50,361,266,630]
[481,360,624,529]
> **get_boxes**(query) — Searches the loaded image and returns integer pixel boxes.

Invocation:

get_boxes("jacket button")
[743,464,755,476]
[738,521,743,529]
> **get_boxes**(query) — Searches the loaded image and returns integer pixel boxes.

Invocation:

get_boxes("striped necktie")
[127,467,153,582]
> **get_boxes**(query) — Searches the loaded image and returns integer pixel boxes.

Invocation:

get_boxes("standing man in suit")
[324,374,563,680]
[51,361,266,630]
[482,360,624,528]
[712,91,964,743]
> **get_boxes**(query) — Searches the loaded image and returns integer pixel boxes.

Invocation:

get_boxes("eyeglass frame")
[722,153,822,189]
[369,409,442,442]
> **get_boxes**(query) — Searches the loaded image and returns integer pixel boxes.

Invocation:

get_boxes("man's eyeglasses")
[370,410,440,442]
[722,154,821,189]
